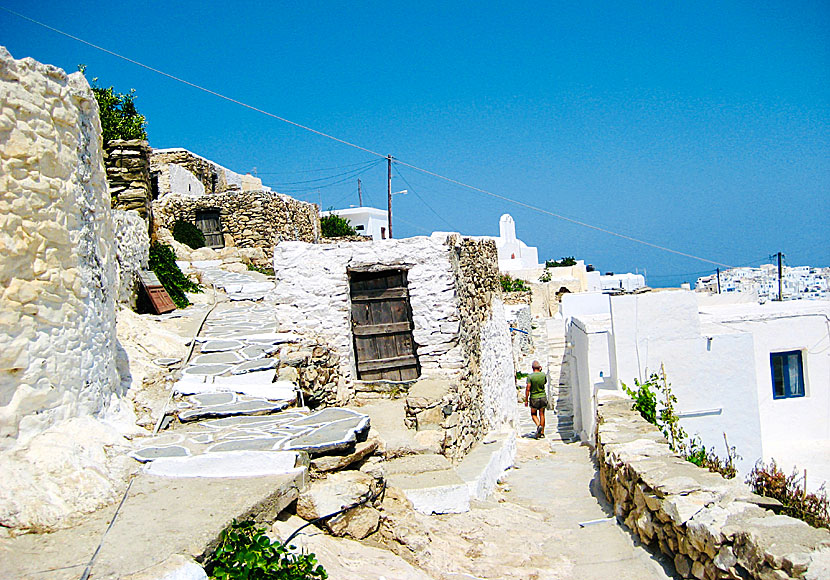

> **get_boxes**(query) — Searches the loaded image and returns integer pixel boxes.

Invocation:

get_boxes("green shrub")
[148,242,201,309]
[207,520,328,580]
[320,212,356,237]
[685,436,739,479]
[545,257,576,268]
[172,220,206,250]
[748,461,830,529]
[500,274,530,292]
[621,376,658,426]
[79,66,147,144]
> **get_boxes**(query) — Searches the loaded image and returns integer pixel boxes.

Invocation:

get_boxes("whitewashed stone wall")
[270,234,516,460]
[269,235,465,389]
[480,300,519,432]
[0,47,119,447]
[112,209,150,307]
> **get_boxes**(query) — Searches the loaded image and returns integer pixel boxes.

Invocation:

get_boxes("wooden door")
[195,209,224,248]
[350,269,420,381]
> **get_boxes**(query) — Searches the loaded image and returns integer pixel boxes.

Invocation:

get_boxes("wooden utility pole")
[716,268,721,294]
[358,178,363,207]
[778,252,784,301]
[387,155,393,239]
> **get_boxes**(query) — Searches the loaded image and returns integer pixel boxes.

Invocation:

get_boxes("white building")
[566,290,830,490]
[696,264,830,301]
[473,214,540,273]
[321,206,388,241]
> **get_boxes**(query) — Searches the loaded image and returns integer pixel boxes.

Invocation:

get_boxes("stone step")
[384,454,470,514]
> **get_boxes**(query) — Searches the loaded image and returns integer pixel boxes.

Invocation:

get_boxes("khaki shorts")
[529,396,548,409]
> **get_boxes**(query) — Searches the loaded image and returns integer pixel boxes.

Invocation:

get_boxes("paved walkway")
[407,405,677,579]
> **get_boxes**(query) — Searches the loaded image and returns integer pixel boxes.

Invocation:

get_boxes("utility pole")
[358,178,363,207]
[716,268,721,294]
[778,252,783,301]
[387,155,393,239]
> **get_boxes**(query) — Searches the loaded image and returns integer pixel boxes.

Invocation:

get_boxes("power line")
[392,165,455,230]
[268,159,382,186]
[3,6,732,269]
[267,161,381,194]
[393,158,732,268]
[0,6,387,159]
[256,160,379,175]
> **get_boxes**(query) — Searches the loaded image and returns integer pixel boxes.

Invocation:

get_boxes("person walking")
[525,360,548,439]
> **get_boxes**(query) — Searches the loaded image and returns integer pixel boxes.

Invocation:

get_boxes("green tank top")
[527,371,547,398]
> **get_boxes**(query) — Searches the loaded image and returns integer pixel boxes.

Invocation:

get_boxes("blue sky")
[2,1,828,286]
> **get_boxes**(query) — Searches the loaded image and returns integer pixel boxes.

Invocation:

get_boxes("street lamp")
[387,189,407,239]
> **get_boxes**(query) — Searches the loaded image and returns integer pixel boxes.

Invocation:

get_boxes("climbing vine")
[622,365,738,479]
[148,242,201,309]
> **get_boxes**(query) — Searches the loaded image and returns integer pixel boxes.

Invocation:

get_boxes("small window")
[355,225,365,231]
[770,350,805,399]
[381,227,386,239]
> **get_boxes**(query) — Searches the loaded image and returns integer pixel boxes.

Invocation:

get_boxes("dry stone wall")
[152,190,319,262]
[443,235,517,459]
[596,397,830,580]
[151,149,230,193]
[105,139,152,222]
[0,47,119,447]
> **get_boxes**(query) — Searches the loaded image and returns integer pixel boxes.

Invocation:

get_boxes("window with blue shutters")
[770,350,805,399]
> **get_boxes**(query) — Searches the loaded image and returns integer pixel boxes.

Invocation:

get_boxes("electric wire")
[392,165,456,230]
[267,159,381,186]
[272,161,381,195]
[2,5,732,269]
[394,158,733,268]
[256,160,379,175]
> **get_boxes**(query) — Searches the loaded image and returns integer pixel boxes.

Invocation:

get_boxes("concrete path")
[411,409,678,579]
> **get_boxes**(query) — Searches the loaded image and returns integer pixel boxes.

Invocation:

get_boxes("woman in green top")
[525,360,548,439]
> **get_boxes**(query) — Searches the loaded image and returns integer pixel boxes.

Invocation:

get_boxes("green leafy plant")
[621,376,658,426]
[320,211,356,238]
[539,269,552,282]
[622,365,686,452]
[148,242,201,309]
[685,435,739,479]
[623,366,739,478]
[545,257,576,268]
[79,66,147,144]
[172,220,206,250]
[515,371,529,380]
[500,274,530,293]
[748,461,830,529]
[207,520,328,580]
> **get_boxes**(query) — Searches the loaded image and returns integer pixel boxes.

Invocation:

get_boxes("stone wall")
[0,47,119,447]
[152,190,320,262]
[443,236,517,459]
[112,210,150,307]
[277,341,343,408]
[105,139,152,222]
[151,149,230,193]
[596,396,830,580]
[269,234,516,461]
[269,236,464,393]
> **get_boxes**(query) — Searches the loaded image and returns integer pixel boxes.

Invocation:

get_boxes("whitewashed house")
[472,214,540,274]
[566,290,830,489]
[321,206,389,241]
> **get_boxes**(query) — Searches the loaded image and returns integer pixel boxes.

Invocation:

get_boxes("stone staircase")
[530,317,576,442]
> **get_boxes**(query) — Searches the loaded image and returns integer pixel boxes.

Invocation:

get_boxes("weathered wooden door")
[195,209,224,248]
[350,269,420,381]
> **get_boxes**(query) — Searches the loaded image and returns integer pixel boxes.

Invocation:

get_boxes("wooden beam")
[357,355,419,372]
[351,288,408,301]
[352,322,412,336]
